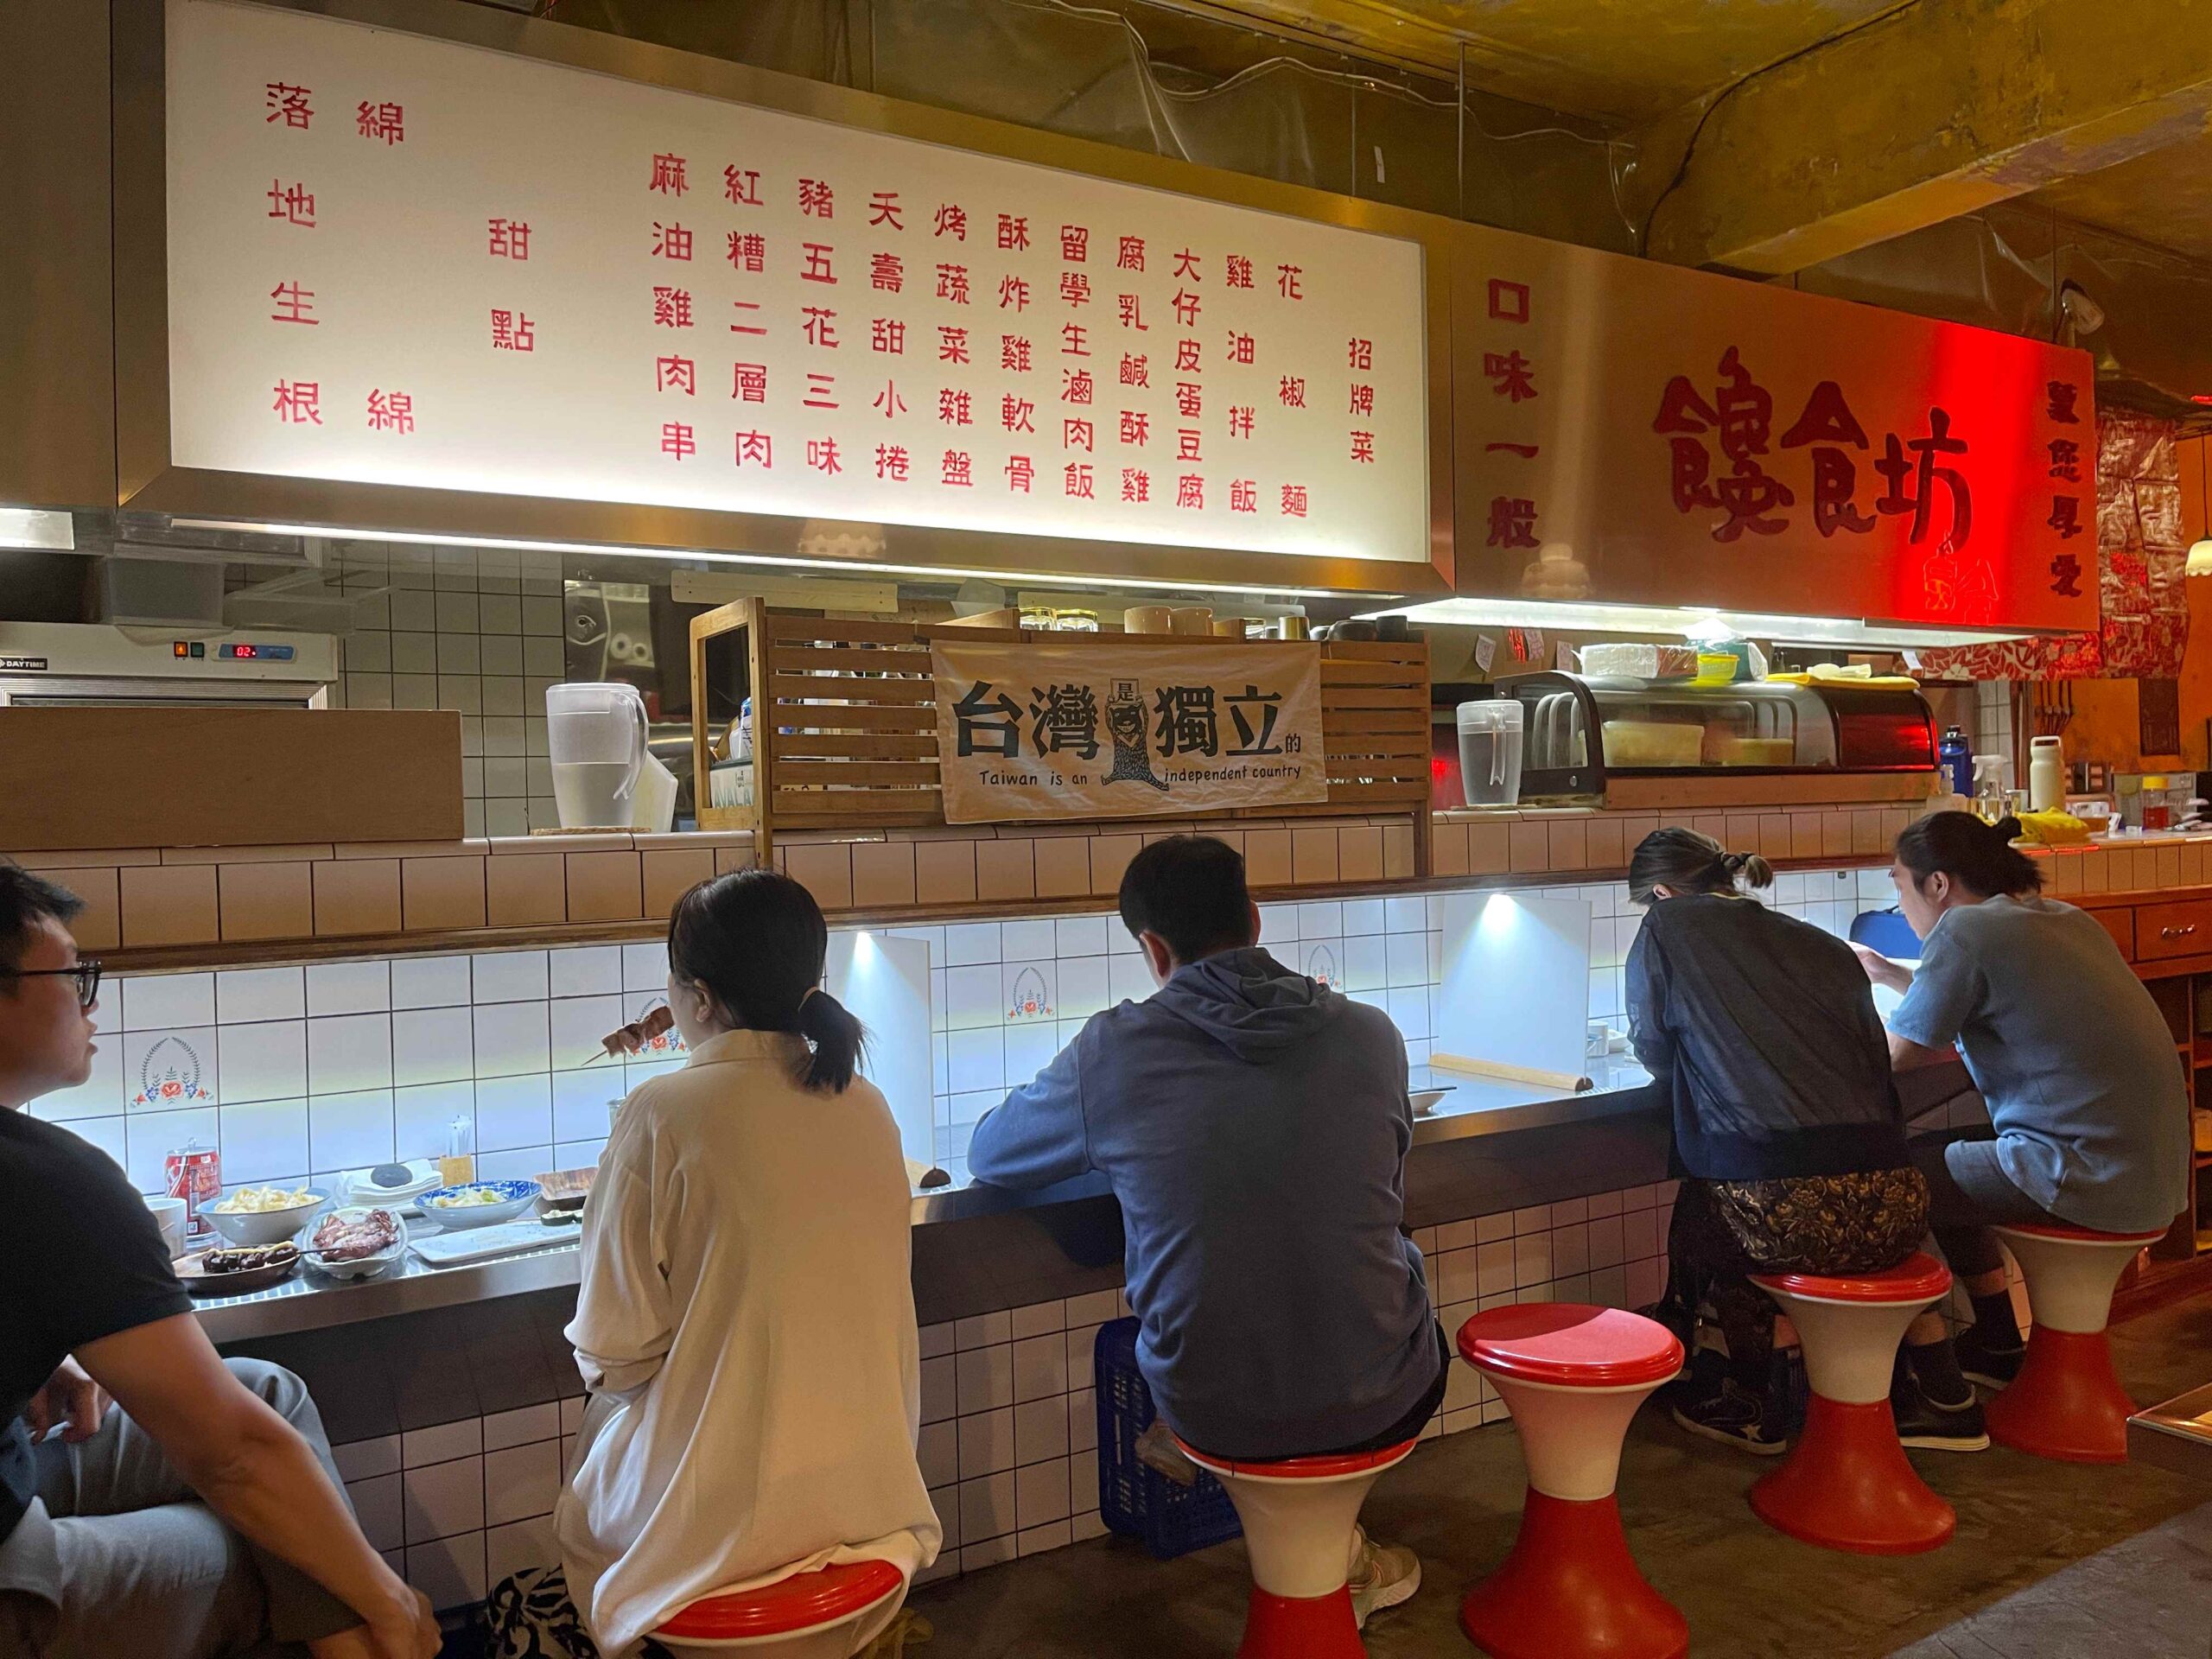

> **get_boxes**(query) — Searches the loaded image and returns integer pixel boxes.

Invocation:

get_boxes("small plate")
[417,1179,542,1230]
[1410,1087,1454,1117]
[298,1206,409,1279]
[174,1247,302,1297]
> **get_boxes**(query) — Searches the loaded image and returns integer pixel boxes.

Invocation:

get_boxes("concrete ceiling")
[2028,131,2212,267]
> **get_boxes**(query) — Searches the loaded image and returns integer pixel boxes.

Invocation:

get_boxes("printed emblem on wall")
[132,1035,212,1109]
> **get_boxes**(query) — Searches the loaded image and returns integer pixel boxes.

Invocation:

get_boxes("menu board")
[162,0,1432,566]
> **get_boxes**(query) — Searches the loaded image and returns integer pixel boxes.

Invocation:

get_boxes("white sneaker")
[1346,1524,1421,1629]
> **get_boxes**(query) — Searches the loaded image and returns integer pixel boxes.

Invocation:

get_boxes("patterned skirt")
[1687,1166,1931,1277]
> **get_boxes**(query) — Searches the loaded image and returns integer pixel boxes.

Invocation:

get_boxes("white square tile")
[215,968,304,1026]
[1002,960,1057,1025]
[1015,1459,1070,1528]
[1001,1021,1060,1088]
[391,956,474,1011]
[121,973,214,1033]
[552,1138,606,1171]
[217,1020,308,1105]
[391,1007,477,1089]
[1341,935,1386,992]
[1107,955,1154,1006]
[1056,957,1109,1020]
[309,1090,395,1172]
[958,1408,1014,1478]
[308,1014,393,1095]
[334,1435,402,1482]
[125,1106,218,1193]
[218,1098,310,1185]
[550,944,625,998]
[1001,919,1056,962]
[348,1473,404,1552]
[919,1421,958,1491]
[1384,986,1427,1041]
[1054,915,1109,958]
[485,1516,557,1589]
[1384,931,1427,988]
[1342,898,1385,937]
[123,1027,218,1113]
[475,1074,553,1153]
[1013,1333,1068,1402]
[477,1146,551,1182]
[958,1473,1016,1544]
[1299,900,1344,938]
[946,1028,1004,1095]
[307,960,391,1016]
[944,964,1001,1032]
[474,1002,550,1078]
[553,1069,622,1144]
[484,1440,561,1526]
[1384,895,1425,934]
[621,941,669,991]
[403,1454,486,1543]
[482,1403,560,1452]
[473,950,550,1005]
[29,1038,123,1121]
[944,923,1003,967]
[59,1116,127,1174]
[957,1345,1015,1414]
[1257,902,1300,943]
[548,996,623,1067]
[394,1083,471,1162]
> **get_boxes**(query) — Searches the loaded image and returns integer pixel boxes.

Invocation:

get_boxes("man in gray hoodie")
[968,835,1443,1624]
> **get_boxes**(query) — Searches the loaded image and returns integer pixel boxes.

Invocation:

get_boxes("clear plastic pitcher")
[546,682,648,829]
[1457,700,1524,808]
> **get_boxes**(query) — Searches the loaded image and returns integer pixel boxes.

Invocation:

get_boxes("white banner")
[163,0,1431,565]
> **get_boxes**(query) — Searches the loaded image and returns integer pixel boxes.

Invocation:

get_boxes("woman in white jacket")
[555,870,941,1657]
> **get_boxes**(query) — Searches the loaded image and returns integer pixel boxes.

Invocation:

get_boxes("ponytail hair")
[666,868,867,1092]
[1893,810,2041,899]
[1626,827,1775,906]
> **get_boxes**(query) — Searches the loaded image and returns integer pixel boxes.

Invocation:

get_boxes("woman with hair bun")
[552,869,940,1658]
[1626,828,1927,1456]
[1859,810,2190,1435]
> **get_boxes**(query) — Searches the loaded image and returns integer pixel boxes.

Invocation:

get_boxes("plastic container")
[1456,700,1525,808]
[2029,737,2065,813]
[547,682,649,829]
[1093,1319,1242,1560]
[1938,727,1973,800]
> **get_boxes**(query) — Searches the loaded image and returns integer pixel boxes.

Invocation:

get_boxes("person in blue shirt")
[1859,812,2190,1405]
[966,835,1442,1630]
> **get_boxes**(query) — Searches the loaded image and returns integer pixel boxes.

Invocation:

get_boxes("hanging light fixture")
[2189,437,2212,575]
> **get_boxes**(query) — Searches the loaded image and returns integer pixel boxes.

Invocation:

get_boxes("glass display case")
[1497,671,1936,800]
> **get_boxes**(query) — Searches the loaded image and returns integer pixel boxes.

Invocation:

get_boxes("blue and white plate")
[417,1179,541,1230]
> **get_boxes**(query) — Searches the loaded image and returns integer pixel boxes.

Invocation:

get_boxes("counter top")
[194,1059,1659,1344]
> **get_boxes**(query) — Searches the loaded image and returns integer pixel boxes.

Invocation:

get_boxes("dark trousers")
[1319,1323,1452,1457]
[1907,1128,2066,1280]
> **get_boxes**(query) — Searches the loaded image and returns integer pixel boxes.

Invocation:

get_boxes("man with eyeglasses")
[0,868,439,1659]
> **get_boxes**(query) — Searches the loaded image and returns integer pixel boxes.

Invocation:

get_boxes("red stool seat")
[1457,1306,1688,1659]
[1986,1224,2164,1464]
[655,1560,906,1647]
[1176,1443,1422,1481]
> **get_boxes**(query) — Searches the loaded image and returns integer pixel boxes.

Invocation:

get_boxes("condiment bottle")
[2028,736,2065,813]
[439,1115,476,1187]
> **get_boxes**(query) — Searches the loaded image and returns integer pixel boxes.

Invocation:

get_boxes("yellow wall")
[2063,437,2211,772]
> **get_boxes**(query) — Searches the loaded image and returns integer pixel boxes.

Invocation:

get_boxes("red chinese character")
[799,178,834,218]
[876,443,910,480]
[728,300,765,336]
[1484,350,1535,402]
[1349,384,1374,416]
[490,309,535,351]
[1060,226,1089,263]
[1117,236,1145,272]
[1122,467,1149,503]
[264,83,313,129]
[727,232,766,274]
[1175,339,1201,373]
[934,203,967,240]
[365,389,411,433]
[1001,395,1035,433]
[1488,279,1529,323]
[656,355,696,395]
[1176,429,1201,462]
[1172,248,1201,281]
[724,167,762,207]
[270,281,318,326]
[1119,411,1149,447]
[1007,454,1034,493]
[1873,408,1972,547]
[265,181,315,226]
[734,430,773,467]
[872,380,906,418]
[649,153,688,195]
[652,222,692,261]
[1172,289,1200,327]
[273,379,321,423]
[733,363,768,403]
[1227,405,1254,439]
[803,307,838,347]
[804,372,837,410]
[1117,295,1145,332]
[1064,417,1095,452]
[488,217,530,259]
[1225,332,1254,365]
[661,422,696,460]
[355,100,404,143]
[1486,496,1537,547]
[1276,264,1301,299]
[1230,478,1256,512]
[1350,430,1375,464]
[2049,496,2084,540]
[1058,271,1092,308]
[872,319,906,354]
[938,326,970,365]
[999,276,1031,312]
[801,242,836,285]
[870,252,904,293]
[939,389,973,426]
[1176,474,1204,509]
[1175,382,1202,419]
[653,287,694,328]
[1065,462,1095,498]
[869,190,904,229]
[1119,353,1149,389]
[1347,337,1373,371]
[2047,380,2082,424]
[1063,368,1093,404]
[2050,550,2082,597]
[1278,376,1305,408]
[1062,322,1090,358]
[1001,335,1032,372]
[937,264,970,305]
[807,437,843,475]
[943,449,973,487]
[997,214,1030,252]
[1225,256,1253,289]
[1281,484,1307,518]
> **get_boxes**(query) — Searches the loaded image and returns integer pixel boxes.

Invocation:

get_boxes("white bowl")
[1410,1088,1451,1117]
[417,1180,541,1230]
[298,1205,407,1280]
[204,1189,329,1247]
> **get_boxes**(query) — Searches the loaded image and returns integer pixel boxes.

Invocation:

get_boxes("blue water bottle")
[1938,725,1973,799]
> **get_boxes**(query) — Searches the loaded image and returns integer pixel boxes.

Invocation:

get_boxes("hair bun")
[1721,851,1750,873]
[1990,814,2024,842]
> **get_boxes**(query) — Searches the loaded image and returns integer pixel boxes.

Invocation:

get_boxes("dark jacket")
[966,948,1438,1460]
[1626,894,1907,1181]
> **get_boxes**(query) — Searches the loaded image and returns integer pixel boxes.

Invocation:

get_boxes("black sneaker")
[1891,1369,1992,1452]
[1669,1376,1791,1457]
[1955,1325,2027,1390]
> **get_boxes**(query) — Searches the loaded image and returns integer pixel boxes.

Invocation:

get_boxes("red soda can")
[166,1141,222,1240]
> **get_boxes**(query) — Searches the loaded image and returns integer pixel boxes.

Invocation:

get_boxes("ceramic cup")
[1123,606,1173,634]
[1170,607,1214,636]
[145,1196,188,1258]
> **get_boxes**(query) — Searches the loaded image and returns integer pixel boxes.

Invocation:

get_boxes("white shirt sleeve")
[567,1150,674,1398]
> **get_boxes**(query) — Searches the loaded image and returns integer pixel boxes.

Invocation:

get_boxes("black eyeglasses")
[0,961,102,1011]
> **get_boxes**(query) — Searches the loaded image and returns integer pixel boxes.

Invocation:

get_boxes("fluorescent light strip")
[166,519,1358,601]
[1357,594,2037,651]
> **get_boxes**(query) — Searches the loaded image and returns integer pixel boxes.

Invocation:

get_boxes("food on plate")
[308,1208,401,1262]
[202,1243,300,1274]
[428,1185,512,1209]
[601,1004,675,1058]
[210,1185,317,1214]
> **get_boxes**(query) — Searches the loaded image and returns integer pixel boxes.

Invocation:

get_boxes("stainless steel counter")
[194,1063,1659,1344]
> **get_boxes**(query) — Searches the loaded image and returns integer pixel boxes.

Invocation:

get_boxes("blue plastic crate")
[1092,1318,1243,1559]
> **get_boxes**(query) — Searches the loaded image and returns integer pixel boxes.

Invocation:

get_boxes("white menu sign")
[163,0,1432,564]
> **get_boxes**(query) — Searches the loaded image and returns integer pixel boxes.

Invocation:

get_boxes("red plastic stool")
[1455,1304,1687,1659]
[1174,1436,1417,1659]
[1748,1253,1955,1554]
[1984,1223,2164,1463]
[652,1559,907,1655]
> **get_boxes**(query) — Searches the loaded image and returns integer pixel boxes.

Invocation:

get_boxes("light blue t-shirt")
[1891,894,2190,1233]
